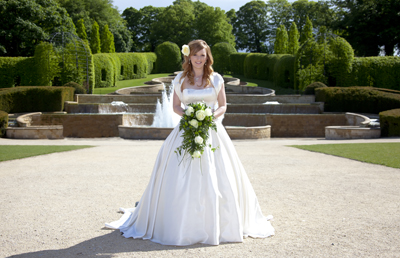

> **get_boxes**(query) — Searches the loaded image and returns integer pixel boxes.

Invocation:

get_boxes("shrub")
[63,82,86,94]
[155,42,181,73]
[380,109,400,137]
[0,87,74,113]
[230,53,249,75]
[211,42,237,74]
[304,81,327,95]
[315,87,400,113]
[0,111,8,138]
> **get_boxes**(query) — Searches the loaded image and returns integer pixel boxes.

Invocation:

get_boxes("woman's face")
[190,48,207,70]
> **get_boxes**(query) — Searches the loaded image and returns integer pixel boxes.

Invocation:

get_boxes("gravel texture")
[1,137,400,258]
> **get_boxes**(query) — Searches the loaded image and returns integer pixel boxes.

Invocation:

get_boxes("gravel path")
[1,137,400,258]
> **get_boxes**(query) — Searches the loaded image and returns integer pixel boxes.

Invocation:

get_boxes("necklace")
[194,74,203,87]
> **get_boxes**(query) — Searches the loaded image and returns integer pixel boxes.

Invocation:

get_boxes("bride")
[105,39,275,246]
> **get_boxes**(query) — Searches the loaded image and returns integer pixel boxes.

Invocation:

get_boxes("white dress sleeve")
[173,72,184,101]
[211,72,224,97]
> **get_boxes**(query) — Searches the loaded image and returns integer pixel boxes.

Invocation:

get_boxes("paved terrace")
[1,137,400,257]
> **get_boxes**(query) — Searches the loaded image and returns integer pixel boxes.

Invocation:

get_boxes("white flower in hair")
[182,44,190,56]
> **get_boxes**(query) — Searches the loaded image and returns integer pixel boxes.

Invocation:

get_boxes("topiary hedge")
[304,81,328,95]
[0,110,8,138]
[142,52,157,74]
[155,42,181,73]
[230,53,249,75]
[244,54,295,88]
[274,55,295,88]
[0,87,74,113]
[211,42,237,75]
[0,57,36,88]
[93,53,117,88]
[93,53,148,88]
[379,109,400,137]
[315,87,400,113]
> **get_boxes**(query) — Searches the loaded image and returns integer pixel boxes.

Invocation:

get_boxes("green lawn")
[290,143,400,169]
[0,145,94,162]
[93,73,171,94]
[93,73,299,95]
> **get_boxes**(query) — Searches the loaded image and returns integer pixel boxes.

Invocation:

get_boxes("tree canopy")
[0,0,75,56]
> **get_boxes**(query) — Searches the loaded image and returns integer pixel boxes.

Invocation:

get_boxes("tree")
[122,6,163,52]
[151,2,195,49]
[300,16,313,45]
[196,6,235,48]
[332,0,400,56]
[288,22,300,55]
[101,24,115,53]
[274,25,288,54]
[76,19,87,41]
[0,0,75,57]
[267,0,293,37]
[233,1,270,52]
[90,21,101,54]
[56,0,132,52]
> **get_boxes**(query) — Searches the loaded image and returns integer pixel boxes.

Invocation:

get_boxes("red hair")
[180,39,214,87]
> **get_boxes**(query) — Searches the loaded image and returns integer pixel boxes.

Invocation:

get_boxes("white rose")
[185,106,194,116]
[205,108,212,117]
[182,44,190,56]
[189,119,198,128]
[194,136,203,145]
[192,150,201,158]
[196,110,206,121]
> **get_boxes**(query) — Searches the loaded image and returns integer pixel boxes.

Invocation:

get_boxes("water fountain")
[5,73,381,140]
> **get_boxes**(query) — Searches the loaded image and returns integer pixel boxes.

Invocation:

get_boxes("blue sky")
[112,0,328,13]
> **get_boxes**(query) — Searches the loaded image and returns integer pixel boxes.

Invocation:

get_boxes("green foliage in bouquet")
[176,102,218,159]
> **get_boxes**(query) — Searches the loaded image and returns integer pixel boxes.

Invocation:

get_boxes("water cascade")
[151,83,181,128]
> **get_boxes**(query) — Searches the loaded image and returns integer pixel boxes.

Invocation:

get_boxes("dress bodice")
[182,87,218,109]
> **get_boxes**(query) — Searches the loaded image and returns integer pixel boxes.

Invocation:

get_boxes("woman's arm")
[173,90,184,116]
[213,83,227,118]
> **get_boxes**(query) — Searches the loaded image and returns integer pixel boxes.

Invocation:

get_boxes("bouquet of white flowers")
[175,102,218,159]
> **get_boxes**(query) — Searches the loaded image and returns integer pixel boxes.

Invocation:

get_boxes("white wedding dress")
[105,72,275,246]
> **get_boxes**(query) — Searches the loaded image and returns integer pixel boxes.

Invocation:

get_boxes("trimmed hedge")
[380,109,400,137]
[142,52,157,74]
[0,42,95,92]
[211,42,237,74]
[315,87,400,114]
[0,110,8,138]
[274,55,295,88]
[0,57,36,88]
[230,53,249,75]
[335,57,400,90]
[63,82,86,94]
[93,53,148,88]
[0,87,74,113]
[155,42,181,73]
[304,81,327,95]
[244,53,295,88]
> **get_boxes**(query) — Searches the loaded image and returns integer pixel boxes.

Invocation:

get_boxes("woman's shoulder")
[212,72,223,80]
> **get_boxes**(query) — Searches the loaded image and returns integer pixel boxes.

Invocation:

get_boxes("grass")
[93,73,171,95]
[0,145,94,162]
[93,73,299,95]
[290,143,400,169]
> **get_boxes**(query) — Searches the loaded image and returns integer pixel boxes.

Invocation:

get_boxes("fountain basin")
[325,126,381,140]
[118,125,271,140]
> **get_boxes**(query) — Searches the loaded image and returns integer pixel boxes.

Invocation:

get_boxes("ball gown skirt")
[105,120,275,246]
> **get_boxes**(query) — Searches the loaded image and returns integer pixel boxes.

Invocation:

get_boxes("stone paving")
[1,137,400,257]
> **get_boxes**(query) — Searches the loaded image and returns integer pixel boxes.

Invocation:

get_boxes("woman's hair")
[180,39,214,87]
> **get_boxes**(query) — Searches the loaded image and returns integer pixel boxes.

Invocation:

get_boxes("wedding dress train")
[105,72,274,246]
